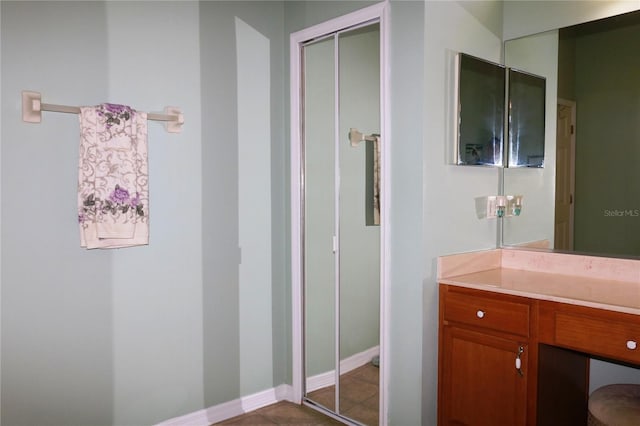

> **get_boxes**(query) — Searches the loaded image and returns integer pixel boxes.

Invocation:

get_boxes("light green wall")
[284,1,378,34]
[1,1,287,425]
[106,4,204,424]
[459,0,504,39]
[389,2,425,423]
[198,0,288,407]
[200,2,240,406]
[235,15,274,396]
[573,21,640,256]
[2,3,115,425]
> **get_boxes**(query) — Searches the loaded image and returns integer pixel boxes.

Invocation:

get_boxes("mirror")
[303,33,337,415]
[503,9,640,257]
[302,22,380,425]
[507,68,546,168]
[456,53,505,166]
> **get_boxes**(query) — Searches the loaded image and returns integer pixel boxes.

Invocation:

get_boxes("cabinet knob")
[476,310,485,319]
[627,340,637,350]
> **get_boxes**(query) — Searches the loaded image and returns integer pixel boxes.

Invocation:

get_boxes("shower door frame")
[290,2,390,424]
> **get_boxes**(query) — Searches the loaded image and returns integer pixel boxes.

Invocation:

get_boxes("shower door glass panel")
[338,23,380,425]
[303,36,337,411]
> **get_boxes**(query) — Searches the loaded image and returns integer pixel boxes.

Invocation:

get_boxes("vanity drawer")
[442,288,530,337]
[554,311,640,364]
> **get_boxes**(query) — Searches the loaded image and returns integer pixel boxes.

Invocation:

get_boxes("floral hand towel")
[78,104,149,249]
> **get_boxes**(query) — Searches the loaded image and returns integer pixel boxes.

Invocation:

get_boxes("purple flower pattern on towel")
[98,103,134,129]
[79,185,144,224]
[110,185,130,204]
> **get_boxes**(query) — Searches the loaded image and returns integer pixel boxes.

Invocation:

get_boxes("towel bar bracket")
[21,90,184,133]
[349,127,381,147]
[161,106,184,134]
[22,91,42,123]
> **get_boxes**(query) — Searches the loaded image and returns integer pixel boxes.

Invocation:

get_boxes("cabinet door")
[440,326,527,426]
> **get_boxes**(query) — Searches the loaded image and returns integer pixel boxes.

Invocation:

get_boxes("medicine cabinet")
[455,53,546,168]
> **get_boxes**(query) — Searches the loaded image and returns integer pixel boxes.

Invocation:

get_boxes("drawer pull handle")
[515,346,524,377]
[476,310,485,319]
[627,340,637,350]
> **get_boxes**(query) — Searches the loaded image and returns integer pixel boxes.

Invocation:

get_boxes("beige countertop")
[438,249,640,315]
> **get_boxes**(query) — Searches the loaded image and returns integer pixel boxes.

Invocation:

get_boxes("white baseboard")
[157,346,378,425]
[306,345,379,393]
[156,384,294,426]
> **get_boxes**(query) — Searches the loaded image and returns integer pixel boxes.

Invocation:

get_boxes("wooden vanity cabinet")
[437,251,640,425]
[438,284,534,426]
[438,284,594,426]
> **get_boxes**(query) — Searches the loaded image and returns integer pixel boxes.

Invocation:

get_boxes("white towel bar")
[21,91,184,133]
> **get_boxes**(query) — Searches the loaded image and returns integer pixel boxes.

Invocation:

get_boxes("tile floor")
[214,364,379,425]
[307,364,379,425]
[214,401,344,425]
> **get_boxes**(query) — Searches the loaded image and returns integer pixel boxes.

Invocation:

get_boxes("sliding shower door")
[302,21,381,426]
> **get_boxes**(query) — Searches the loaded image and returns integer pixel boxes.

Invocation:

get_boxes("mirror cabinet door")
[457,53,505,167]
[508,69,546,168]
